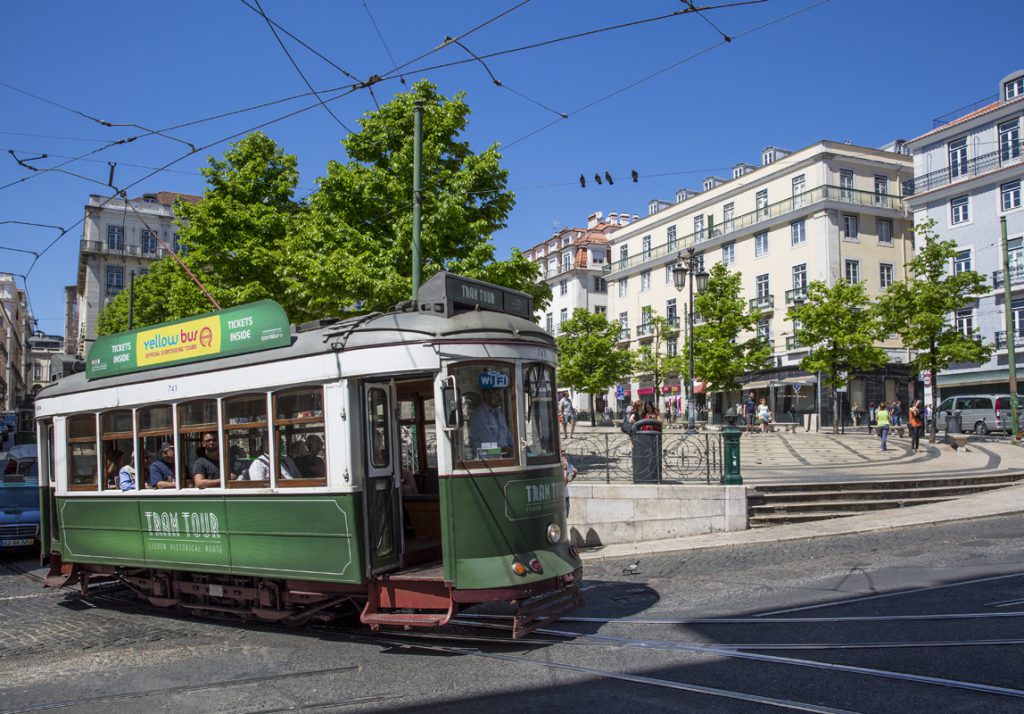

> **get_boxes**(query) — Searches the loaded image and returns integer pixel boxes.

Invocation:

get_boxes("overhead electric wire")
[0,130,108,143]
[361,0,402,82]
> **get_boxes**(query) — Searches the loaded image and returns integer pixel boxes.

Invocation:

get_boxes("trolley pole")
[127,270,135,330]
[1001,216,1019,433]
[411,100,424,303]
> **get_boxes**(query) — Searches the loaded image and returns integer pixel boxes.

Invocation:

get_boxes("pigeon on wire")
[621,560,640,575]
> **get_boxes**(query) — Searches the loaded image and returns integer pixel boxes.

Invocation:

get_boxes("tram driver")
[468,384,514,458]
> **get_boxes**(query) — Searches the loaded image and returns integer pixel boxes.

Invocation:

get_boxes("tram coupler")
[512,583,583,639]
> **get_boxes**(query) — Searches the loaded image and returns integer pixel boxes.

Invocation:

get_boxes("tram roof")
[38,309,552,400]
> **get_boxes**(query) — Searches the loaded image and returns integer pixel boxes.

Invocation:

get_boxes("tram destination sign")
[86,300,291,380]
[417,272,533,319]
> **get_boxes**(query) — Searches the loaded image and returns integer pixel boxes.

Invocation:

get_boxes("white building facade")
[904,70,1024,397]
[605,141,915,424]
[74,191,199,356]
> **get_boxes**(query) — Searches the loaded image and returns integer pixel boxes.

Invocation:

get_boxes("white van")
[933,394,1023,435]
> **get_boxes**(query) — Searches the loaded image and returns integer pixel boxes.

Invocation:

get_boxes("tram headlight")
[546,523,562,544]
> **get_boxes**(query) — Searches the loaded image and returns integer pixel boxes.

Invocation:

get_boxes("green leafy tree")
[304,79,549,315]
[788,279,887,433]
[95,257,185,335]
[632,313,684,410]
[690,263,773,410]
[555,309,634,425]
[876,219,993,441]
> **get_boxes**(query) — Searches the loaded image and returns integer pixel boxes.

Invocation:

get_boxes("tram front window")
[452,363,517,464]
[523,363,558,463]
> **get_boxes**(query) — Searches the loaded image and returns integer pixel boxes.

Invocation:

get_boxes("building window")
[617,278,628,298]
[790,220,806,246]
[755,273,770,299]
[792,174,806,207]
[667,337,678,357]
[842,214,859,239]
[839,169,854,200]
[106,266,124,295]
[756,190,768,219]
[999,119,1020,163]
[562,252,572,272]
[880,263,894,289]
[666,298,677,325]
[641,235,652,258]
[595,305,607,315]
[1012,297,1024,337]
[874,175,889,206]
[792,263,807,290]
[723,202,735,231]
[667,225,678,251]
[141,229,158,256]
[955,308,974,336]
[546,313,553,334]
[878,218,893,244]
[951,196,970,224]
[756,318,771,342]
[640,270,651,292]
[1001,180,1022,211]
[754,231,768,257]
[845,259,860,284]
[1006,76,1024,101]
[559,279,567,296]
[619,312,629,338]
[953,249,972,274]
[619,245,628,263]
[693,215,704,241]
[948,138,968,178]
[559,307,568,323]
[665,265,673,285]
[107,225,124,251]
[593,276,607,293]
[722,242,735,266]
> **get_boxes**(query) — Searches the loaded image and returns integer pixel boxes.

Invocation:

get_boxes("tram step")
[360,611,452,628]
[513,584,584,639]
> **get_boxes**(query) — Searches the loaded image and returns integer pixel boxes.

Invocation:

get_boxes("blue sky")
[1,0,1022,337]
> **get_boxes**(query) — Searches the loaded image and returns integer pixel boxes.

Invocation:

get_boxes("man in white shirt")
[248,447,299,480]
[469,387,514,457]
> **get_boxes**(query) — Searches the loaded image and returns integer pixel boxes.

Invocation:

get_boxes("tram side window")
[523,363,558,463]
[451,363,517,464]
[223,394,268,487]
[178,400,220,488]
[67,414,98,491]
[274,388,326,486]
[138,405,173,489]
[100,410,134,490]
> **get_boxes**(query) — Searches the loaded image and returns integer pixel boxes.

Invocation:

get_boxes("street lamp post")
[672,247,709,431]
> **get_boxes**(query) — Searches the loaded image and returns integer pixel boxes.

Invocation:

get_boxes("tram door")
[362,382,402,575]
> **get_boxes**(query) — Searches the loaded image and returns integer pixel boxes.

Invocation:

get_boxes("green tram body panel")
[57,494,365,584]
[443,467,578,591]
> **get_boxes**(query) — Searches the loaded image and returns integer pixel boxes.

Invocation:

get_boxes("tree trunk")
[590,392,596,427]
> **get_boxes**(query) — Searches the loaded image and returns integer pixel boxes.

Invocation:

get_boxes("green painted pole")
[127,270,135,330]
[411,100,424,303]
[1001,216,1019,434]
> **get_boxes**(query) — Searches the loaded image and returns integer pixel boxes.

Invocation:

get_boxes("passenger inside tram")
[469,385,514,458]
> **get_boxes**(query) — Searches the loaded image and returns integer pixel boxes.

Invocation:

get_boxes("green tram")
[34,273,582,637]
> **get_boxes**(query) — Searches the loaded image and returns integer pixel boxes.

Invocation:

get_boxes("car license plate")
[0,538,35,547]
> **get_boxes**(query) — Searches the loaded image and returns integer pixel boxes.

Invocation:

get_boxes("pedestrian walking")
[908,399,924,452]
[867,402,876,435]
[891,399,903,427]
[561,449,576,517]
[558,392,576,439]
[757,398,773,434]
[745,392,757,434]
[876,402,891,451]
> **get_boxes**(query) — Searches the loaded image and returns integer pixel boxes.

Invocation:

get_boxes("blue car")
[0,476,40,551]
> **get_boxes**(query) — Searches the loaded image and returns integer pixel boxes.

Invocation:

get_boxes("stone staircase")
[747,473,1024,527]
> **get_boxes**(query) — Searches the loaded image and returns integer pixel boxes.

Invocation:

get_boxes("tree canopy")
[97,81,548,335]
[632,313,684,408]
[555,308,634,423]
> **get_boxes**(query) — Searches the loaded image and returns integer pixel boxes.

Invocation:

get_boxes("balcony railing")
[80,240,171,259]
[636,322,655,337]
[749,294,774,311]
[786,336,803,350]
[785,286,808,304]
[995,329,1024,350]
[604,185,905,276]
[618,328,630,342]
[903,148,1024,196]
[666,316,680,329]
[993,263,1024,289]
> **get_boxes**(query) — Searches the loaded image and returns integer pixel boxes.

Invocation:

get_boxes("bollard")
[722,415,743,485]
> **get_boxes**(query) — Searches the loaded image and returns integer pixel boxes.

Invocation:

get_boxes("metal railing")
[992,264,1024,289]
[749,294,774,310]
[563,431,724,484]
[995,329,1024,350]
[617,328,630,342]
[603,185,905,276]
[903,149,1024,196]
[636,323,655,337]
[785,335,803,350]
[785,286,808,304]
[80,240,170,259]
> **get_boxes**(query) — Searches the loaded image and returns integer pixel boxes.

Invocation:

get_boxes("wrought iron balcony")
[749,294,774,311]
[617,328,630,342]
[603,185,905,276]
[785,335,803,350]
[666,316,680,329]
[80,240,170,259]
[903,148,1023,196]
[992,264,1024,289]
[636,322,655,337]
[995,329,1024,350]
[785,287,808,304]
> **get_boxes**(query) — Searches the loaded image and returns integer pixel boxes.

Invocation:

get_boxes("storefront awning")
[741,380,771,390]
[693,380,708,394]
[637,386,656,396]
[774,376,817,386]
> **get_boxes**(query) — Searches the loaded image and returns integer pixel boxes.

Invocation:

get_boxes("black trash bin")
[631,419,662,483]
[945,410,962,435]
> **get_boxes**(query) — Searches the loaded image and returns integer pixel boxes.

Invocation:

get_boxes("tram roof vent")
[297,317,342,332]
